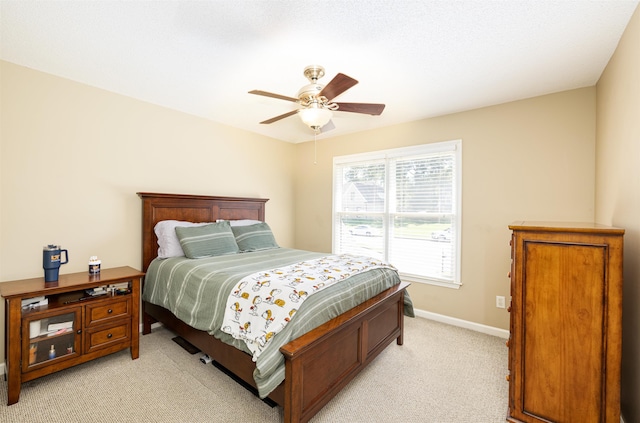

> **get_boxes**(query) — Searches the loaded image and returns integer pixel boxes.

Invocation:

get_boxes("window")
[332,140,461,287]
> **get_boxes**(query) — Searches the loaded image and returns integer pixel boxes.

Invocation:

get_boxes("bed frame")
[138,192,408,423]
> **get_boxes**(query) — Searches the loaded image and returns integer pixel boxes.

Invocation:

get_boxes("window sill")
[399,273,462,289]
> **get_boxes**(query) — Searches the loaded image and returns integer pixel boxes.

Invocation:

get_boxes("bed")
[138,192,411,423]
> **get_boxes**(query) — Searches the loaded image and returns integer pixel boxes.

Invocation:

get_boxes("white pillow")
[154,220,208,258]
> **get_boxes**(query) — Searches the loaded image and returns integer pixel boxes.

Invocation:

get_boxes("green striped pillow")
[175,221,239,259]
[231,222,279,252]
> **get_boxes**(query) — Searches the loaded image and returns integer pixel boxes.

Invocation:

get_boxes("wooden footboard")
[280,281,409,423]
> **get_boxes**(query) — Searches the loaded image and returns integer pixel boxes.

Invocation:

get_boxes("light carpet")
[0,317,508,422]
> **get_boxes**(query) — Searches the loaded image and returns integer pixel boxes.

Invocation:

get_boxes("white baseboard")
[414,308,510,339]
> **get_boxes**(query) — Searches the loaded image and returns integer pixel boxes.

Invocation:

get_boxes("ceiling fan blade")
[318,73,358,101]
[249,90,299,103]
[259,110,298,124]
[334,102,386,115]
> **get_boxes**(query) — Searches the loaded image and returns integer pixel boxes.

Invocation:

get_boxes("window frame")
[332,140,462,288]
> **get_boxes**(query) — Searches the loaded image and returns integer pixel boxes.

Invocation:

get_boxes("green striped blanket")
[143,248,413,398]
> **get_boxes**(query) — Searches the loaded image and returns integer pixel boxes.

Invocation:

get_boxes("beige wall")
[294,87,597,331]
[0,61,296,362]
[596,5,640,422]
[3,9,638,411]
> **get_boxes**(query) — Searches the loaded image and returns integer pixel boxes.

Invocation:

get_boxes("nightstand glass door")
[22,308,81,371]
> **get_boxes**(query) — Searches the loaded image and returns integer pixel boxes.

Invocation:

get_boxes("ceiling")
[1,1,638,143]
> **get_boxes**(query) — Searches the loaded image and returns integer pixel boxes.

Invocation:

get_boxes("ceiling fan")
[249,65,385,133]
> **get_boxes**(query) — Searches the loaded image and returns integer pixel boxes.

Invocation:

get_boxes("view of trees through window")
[333,141,460,285]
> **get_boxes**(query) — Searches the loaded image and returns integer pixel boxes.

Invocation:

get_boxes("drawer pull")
[506,374,510,382]
[107,309,113,314]
[107,333,113,339]
[77,329,82,335]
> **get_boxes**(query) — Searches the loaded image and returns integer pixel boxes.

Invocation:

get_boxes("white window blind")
[332,140,461,287]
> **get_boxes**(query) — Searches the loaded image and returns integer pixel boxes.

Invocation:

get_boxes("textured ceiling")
[1,1,638,143]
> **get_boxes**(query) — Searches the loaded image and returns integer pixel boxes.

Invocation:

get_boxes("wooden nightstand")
[0,266,144,405]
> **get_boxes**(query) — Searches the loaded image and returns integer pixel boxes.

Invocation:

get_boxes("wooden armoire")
[507,222,624,423]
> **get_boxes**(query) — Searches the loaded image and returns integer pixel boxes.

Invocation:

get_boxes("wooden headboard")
[137,192,268,272]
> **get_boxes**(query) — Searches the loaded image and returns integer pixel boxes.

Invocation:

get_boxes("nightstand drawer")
[85,297,131,327]
[85,320,131,354]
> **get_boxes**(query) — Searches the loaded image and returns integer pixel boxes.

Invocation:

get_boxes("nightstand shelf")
[1,266,144,405]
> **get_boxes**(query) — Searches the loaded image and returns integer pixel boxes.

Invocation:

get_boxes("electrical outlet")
[496,296,506,308]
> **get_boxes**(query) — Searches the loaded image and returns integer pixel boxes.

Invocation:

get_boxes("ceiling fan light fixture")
[298,104,332,132]
[249,65,385,132]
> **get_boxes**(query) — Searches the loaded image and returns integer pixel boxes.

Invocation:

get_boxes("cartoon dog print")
[239,321,251,336]
[249,296,262,316]
[230,302,242,321]
[262,309,275,328]
[288,277,303,288]
[257,331,275,348]
[289,290,308,303]
[284,308,297,323]
[264,289,281,304]
[231,281,247,297]
[252,280,271,292]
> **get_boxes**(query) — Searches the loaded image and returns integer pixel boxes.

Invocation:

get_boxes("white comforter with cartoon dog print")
[220,254,396,361]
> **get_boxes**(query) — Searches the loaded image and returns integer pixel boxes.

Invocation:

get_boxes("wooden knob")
[507,306,512,312]
[507,271,511,278]
[505,339,510,348]
[506,374,510,382]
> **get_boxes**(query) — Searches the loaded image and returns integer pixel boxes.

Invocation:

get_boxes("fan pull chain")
[314,131,317,165]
